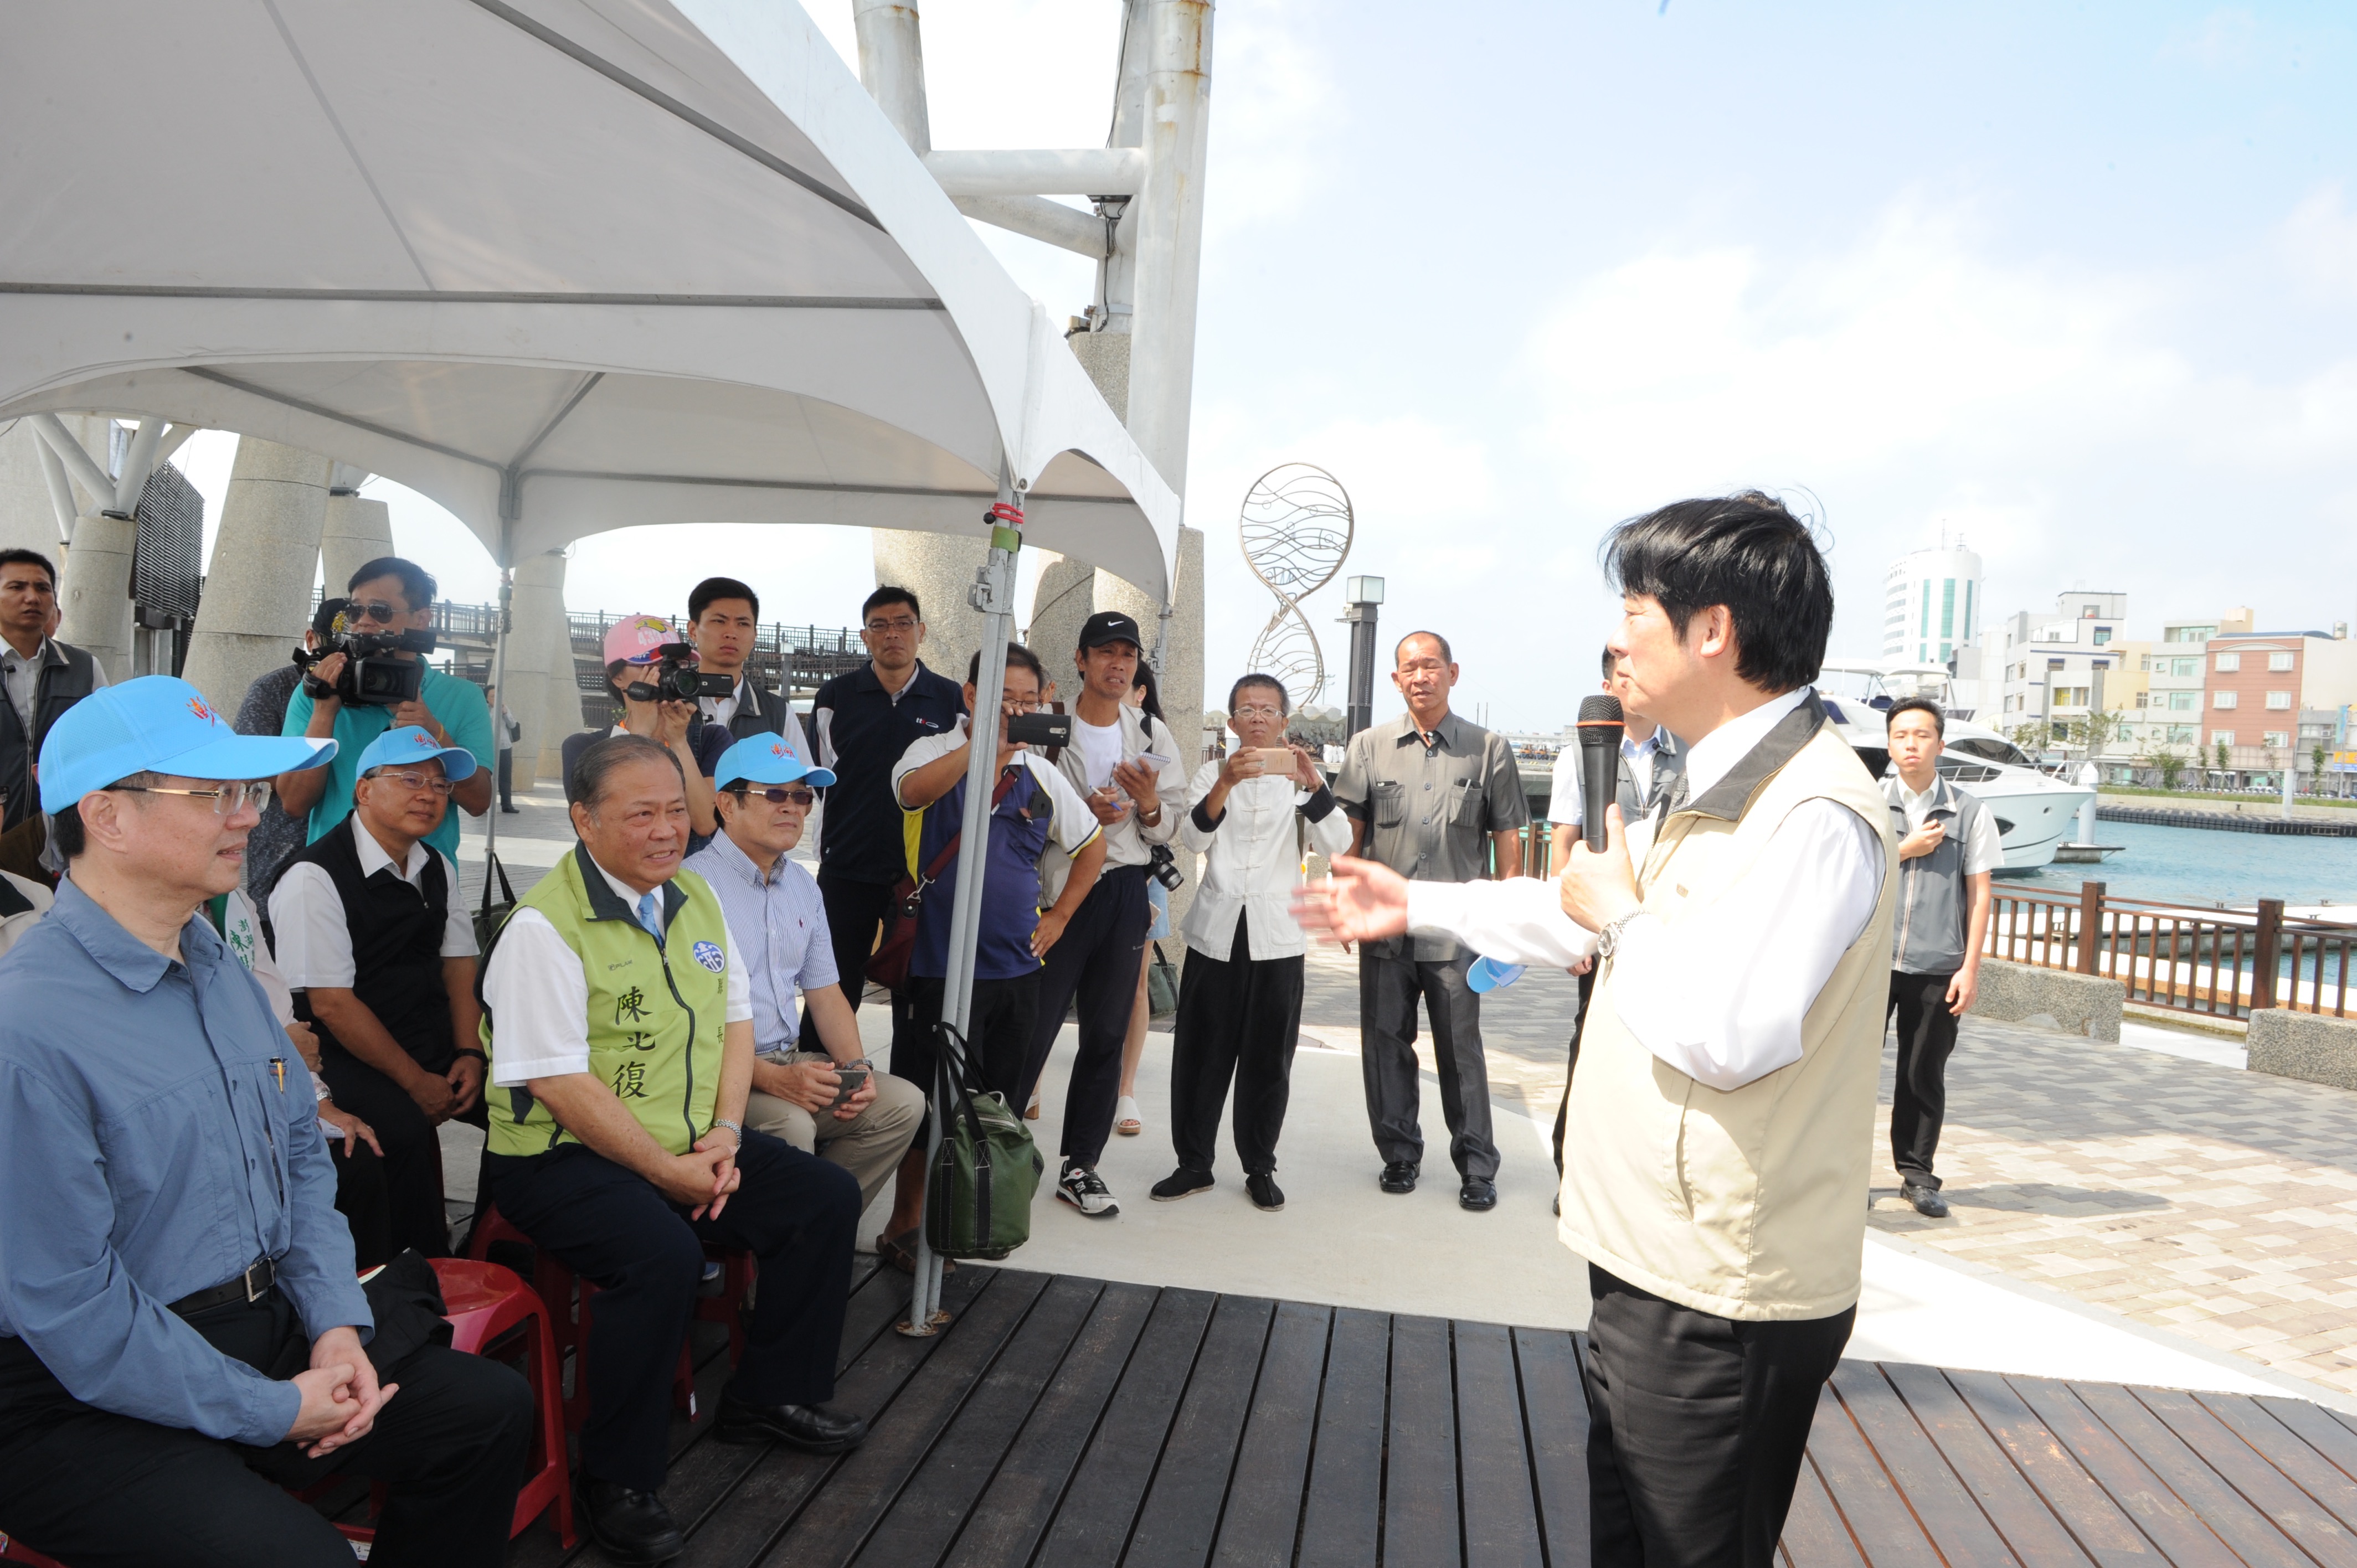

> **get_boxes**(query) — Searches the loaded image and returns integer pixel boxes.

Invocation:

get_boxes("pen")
[270,1057,286,1094]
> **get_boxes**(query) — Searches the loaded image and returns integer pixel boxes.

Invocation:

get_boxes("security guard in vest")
[270,726,485,1260]
[480,733,863,1565]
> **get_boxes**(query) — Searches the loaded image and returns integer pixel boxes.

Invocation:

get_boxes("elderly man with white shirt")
[1301,492,1896,1568]
[1149,674,1351,1214]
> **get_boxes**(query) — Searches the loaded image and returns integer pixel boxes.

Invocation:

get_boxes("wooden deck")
[498,1258,2357,1568]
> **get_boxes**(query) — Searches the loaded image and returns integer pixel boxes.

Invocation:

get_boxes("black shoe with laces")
[1901,1180,1951,1218]
[579,1476,686,1565]
[1459,1178,1498,1211]
[1246,1172,1285,1211]
[713,1394,867,1452]
[1150,1168,1214,1201]
[1380,1160,1419,1195]
[1057,1159,1121,1218]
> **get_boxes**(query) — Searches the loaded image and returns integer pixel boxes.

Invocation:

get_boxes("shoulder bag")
[925,1022,1043,1260]
[474,849,517,953]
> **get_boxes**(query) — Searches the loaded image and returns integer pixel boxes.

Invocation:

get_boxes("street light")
[1342,575,1385,739]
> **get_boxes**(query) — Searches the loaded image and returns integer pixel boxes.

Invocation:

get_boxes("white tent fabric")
[0,0,1177,594]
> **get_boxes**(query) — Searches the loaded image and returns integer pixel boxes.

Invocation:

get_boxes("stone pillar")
[501,551,568,789]
[542,604,583,780]
[59,511,137,685]
[1025,553,1096,695]
[319,491,393,601]
[1067,331,1130,422]
[873,527,989,689]
[179,440,334,713]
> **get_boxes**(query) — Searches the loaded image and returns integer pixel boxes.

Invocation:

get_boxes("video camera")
[626,642,735,704]
[293,628,438,708]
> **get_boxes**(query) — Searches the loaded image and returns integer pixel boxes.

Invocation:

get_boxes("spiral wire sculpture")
[1239,463,1354,710]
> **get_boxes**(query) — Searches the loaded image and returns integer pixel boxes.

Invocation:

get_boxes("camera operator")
[237,597,348,902]
[687,577,808,754]
[276,559,495,864]
[560,617,729,849]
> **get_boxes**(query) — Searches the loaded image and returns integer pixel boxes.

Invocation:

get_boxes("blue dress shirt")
[681,833,837,1057]
[0,880,370,1447]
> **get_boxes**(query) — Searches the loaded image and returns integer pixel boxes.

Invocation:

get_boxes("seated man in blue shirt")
[684,735,924,1214]
[0,677,529,1568]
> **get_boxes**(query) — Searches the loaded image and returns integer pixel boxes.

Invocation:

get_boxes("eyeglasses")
[368,771,456,797]
[1233,704,1285,719]
[110,780,274,815]
[731,786,816,807]
[348,600,407,625]
[864,617,919,634]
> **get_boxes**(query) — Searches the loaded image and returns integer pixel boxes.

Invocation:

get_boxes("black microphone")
[1576,695,1624,853]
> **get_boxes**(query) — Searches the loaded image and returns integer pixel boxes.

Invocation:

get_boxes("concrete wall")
[1969,958,2124,1041]
[0,420,94,559]
[320,492,394,599]
[2247,1009,2357,1092]
[179,440,334,713]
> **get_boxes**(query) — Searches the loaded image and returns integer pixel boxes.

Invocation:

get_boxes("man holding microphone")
[1300,492,1895,1568]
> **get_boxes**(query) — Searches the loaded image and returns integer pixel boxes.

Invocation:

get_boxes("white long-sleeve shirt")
[1177,762,1353,961]
[1405,688,1883,1092]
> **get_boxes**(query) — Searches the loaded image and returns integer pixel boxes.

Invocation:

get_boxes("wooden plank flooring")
[498,1264,2357,1567]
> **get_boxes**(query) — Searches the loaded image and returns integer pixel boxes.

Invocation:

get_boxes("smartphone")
[828,1065,869,1111]
[1246,747,1299,778]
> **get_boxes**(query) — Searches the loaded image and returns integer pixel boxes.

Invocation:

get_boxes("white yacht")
[1816,663,2093,871]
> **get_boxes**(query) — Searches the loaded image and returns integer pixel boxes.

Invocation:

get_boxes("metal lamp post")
[1342,575,1384,740]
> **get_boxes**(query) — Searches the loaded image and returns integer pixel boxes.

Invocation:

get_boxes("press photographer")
[277,558,496,863]
[561,616,732,847]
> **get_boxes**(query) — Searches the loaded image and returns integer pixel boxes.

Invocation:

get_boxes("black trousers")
[1358,946,1498,1180]
[329,1132,396,1272]
[0,1285,531,1568]
[1169,915,1304,1177]
[1021,865,1150,1170]
[496,749,514,808]
[814,871,900,1017]
[1886,968,1962,1188]
[1552,964,1600,1175]
[898,972,1041,1102]
[1583,1266,1853,1568]
[317,1045,484,1260]
[483,1129,858,1492]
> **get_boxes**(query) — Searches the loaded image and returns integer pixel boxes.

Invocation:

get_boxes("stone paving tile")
[1295,942,2357,1399]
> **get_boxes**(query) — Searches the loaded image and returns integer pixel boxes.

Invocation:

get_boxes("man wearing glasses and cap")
[0,677,531,1567]
[270,726,487,1260]
[685,735,924,1212]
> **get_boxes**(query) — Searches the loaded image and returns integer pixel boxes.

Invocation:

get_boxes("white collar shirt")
[698,674,748,732]
[267,823,477,989]
[1175,761,1354,962]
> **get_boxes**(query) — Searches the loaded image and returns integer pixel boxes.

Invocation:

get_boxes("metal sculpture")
[1239,463,1354,709]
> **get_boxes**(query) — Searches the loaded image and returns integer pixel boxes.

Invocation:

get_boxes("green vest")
[482,843,732,1158]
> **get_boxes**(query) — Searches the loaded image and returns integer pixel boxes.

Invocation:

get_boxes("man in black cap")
[236,597,349,903]
[1018,611,1190,1220]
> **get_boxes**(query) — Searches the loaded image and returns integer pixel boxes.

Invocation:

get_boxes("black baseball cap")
[311,596,350,638]
[1077,610,1144,653]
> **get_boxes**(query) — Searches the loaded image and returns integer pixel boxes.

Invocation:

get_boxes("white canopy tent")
[4,0,1182,1333]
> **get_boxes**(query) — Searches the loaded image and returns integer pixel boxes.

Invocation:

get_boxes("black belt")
[169,1256,276,1317]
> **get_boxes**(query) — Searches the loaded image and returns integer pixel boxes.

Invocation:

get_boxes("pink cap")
[603,615,676,667]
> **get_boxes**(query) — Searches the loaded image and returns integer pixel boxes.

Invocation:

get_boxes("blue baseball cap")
[353,725,478,783]
[713,733,835,792]
[38,675,337,815]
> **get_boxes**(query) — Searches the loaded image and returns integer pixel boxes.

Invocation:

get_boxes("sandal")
[1115,1094,1143,1136]
[1025,1087,1041,1122]
[875,1229,954,1276]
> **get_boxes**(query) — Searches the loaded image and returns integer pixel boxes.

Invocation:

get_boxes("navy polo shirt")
[811,659,966,885]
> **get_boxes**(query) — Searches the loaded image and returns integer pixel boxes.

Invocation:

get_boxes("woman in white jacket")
[1150,675,1351,1211]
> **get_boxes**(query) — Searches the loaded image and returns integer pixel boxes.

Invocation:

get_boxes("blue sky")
[175,2,2357,731]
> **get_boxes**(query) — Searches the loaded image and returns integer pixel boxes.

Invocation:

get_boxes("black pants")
[0,1286,531,1568]
[483,1129,857,1492]
[1169,915,1304,1177]
[1021,865,1150,1170]
[496,749,514,808]
[815,871,900,1017]
[329,1132,395,1272]
[1358,946,1498,1180]
[1886,968,1961,1188]
[1552,964,1600,1175]
[898,972,1041,1102]
[1583,1266,1852,1568]
[317,1045,485,1260]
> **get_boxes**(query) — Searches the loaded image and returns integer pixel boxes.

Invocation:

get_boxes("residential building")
[2134,616,2222,758]
[1882,544,1983,666]
[2201,622,2357,781]
[1996,591,2128,747]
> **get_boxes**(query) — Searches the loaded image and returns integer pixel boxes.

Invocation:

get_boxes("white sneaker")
[1057,1160,1121,1219]
[1115,1095,1143,1136]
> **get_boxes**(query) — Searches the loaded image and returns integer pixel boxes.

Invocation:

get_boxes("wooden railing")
[1985,880,2354,1022]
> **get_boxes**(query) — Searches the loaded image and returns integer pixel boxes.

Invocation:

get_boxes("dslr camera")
[1146,842,1185,892]
[625,642,736,704]
[294,628,438,708]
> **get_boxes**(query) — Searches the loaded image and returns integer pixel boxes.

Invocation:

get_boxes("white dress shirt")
[1546,728,1668,828]
[1177,762,1353,961]
[485,856,752,1086]
[1407,687,1885,1092]
[1896,777,2004,875]
[269,828,477,988]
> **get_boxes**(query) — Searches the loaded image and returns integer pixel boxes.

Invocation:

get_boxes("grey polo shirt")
[1333,710,1531,962]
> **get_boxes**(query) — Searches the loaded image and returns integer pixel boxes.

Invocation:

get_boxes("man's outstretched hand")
[1291,854,1412,947]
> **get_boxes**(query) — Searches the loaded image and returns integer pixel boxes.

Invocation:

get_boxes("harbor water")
[2003,819,2357,911]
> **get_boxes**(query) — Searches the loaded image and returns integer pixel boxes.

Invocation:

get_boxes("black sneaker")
[1057,1160,1120,1218]
[1246,1172,1285,1211]
[1150,1168,1214,1201]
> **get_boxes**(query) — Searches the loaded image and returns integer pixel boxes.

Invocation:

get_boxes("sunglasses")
[732,785,816,807]
[348,599,408,625]
[111,780,275,815]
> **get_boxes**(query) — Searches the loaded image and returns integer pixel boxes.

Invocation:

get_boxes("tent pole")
[903,460,1022,1337]
[483,565,512,864]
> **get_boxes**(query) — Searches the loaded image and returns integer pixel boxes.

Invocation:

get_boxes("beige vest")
[1558,705,1896,1322]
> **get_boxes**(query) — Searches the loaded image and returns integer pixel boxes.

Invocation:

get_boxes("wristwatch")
[711,1117,744,1146]
[1594,909,1647,961]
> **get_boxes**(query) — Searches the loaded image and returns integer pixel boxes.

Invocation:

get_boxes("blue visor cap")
[714,733,836,792]
[354,725,478,783]
[39,675,337,815]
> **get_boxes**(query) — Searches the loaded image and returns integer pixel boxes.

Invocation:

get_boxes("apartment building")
[1883,545,1983,666]
[1997,591,2128,742]
[2202,623,2357,777]
[2132,612,2245,755]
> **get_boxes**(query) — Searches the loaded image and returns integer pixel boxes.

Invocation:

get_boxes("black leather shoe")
[713,1394,868,1453]
[1380,1161,1419,1194]
[1246,1172,1285,1211]
[579,1476,685,1565]
[1901,1180,1950,1218]
[1459,1178,1497,1212]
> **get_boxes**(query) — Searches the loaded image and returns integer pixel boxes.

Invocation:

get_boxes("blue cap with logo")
[38,675,338,815]
[353,725,478,783]
[713,733,835,792]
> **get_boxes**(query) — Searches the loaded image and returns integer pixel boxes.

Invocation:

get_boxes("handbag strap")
[917,767,1023,891]
[929,1020,996,1164]
[478,848,516,917]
